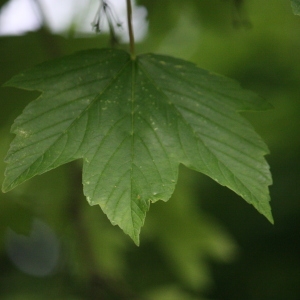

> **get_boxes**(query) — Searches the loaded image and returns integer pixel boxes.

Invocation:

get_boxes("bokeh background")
[0,0,300,299]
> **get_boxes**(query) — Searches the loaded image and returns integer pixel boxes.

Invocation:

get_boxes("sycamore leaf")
[291,0,300,15]
[2,49,272,244]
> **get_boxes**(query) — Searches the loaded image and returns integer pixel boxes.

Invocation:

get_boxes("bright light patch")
[38,0,87,33]
[0,0,148,41]
[0,0,41,35]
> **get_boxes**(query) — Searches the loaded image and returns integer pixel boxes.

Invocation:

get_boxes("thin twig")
[31,0,61,58]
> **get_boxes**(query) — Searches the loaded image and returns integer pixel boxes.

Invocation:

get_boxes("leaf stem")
[126,0,135,59]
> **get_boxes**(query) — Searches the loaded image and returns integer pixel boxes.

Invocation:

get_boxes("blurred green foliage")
[291,0,300,15]
[1,0,300,299]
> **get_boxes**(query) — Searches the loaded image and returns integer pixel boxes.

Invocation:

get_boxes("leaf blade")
[139,53,272,222]
[2,49,273,243]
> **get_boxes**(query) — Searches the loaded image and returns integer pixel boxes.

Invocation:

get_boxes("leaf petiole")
[126,0,135,59]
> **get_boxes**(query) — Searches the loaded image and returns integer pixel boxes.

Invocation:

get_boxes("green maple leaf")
[2,49,272,244]
[291,0,300,15]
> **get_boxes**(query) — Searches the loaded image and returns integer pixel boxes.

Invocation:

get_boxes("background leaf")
[291,0,300,15]
[2,49,272,243]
